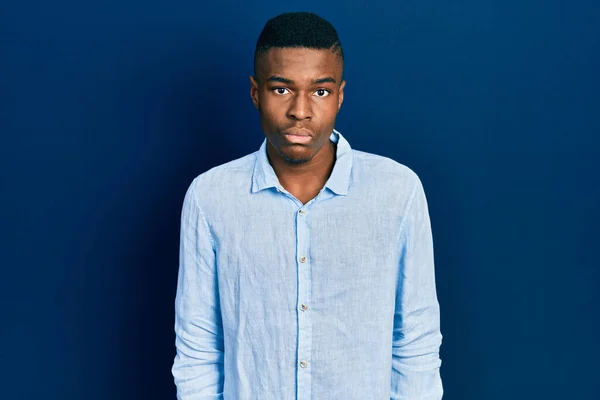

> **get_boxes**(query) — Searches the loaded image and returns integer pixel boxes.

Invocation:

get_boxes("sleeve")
[390,176,443,400]
[172,179,225,399]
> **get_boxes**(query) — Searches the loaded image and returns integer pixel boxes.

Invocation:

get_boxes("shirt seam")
[251,151,259,192]
[189,178,216,251]
[396,178,420,243]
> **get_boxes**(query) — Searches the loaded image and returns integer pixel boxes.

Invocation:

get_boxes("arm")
[391,176,443,400]
[172,179,225,399]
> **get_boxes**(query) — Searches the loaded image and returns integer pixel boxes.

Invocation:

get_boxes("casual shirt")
[172,129,443,399]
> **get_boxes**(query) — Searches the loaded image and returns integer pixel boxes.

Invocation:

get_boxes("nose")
[287,92,312,120]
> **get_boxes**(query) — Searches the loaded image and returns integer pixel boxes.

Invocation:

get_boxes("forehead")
[259,47,342,81]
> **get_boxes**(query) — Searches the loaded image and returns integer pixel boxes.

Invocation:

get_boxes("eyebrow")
[266,75,337,85]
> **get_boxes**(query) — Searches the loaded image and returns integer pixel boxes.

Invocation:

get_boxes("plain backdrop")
[1,1,599,399]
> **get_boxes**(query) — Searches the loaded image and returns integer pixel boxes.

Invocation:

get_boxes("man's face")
[250,47,345,164]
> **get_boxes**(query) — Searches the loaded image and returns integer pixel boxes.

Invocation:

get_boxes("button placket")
[295,204,313,400]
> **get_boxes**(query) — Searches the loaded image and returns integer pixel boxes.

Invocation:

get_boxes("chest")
[210,198,402,303]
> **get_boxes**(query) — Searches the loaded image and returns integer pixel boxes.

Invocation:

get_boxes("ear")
[249,76,259,110]
[337,80,346,112]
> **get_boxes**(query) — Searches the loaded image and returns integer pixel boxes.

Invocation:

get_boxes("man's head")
[250,12,346,164]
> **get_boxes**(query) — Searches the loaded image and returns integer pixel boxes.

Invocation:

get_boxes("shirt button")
[300,304,307,311]
[299,256,307,263]
[300,361,308,368]
[298,209,305,215]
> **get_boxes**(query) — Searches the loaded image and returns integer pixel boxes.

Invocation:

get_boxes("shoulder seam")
[396,177,420,242]
[189,178,216,251]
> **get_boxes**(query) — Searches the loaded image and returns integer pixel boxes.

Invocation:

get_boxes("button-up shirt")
[172,129,443,399]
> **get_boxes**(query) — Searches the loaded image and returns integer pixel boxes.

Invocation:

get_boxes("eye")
[273,87,290,95]
[314,89,331,98]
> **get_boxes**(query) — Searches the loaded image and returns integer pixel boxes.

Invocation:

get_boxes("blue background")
[1,1,599,398]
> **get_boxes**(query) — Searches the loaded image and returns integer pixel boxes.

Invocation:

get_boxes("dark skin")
[250,47,346,204]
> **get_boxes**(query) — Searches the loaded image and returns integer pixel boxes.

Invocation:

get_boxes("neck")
[267,140,337,193]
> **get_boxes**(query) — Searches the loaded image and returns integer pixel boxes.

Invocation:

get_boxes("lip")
[284,128,312,144]
[284,133,312,144]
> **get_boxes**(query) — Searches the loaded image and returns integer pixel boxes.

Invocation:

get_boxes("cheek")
[261,98,286,123]
[321,98,340,119]
[263,99,280,115]
[261,94,281,113]
[258,97,276,118]
[259,100,286,130]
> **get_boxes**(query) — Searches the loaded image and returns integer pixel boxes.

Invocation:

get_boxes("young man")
[172,12,443,400]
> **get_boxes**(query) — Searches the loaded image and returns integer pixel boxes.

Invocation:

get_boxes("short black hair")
[254,12,344,78]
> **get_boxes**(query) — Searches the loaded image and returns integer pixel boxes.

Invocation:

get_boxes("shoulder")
[184,151,257,203]
[351,149,422,193]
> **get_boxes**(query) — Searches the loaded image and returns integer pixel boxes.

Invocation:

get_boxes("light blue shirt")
[172,129,443,399]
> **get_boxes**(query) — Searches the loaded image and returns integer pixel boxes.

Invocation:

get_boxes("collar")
[251,128,353,196]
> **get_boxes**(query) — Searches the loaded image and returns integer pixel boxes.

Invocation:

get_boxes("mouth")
[283,128,313,144]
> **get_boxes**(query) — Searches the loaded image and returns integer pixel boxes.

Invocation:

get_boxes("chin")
[283,155,311,164]
[278,147,314,164]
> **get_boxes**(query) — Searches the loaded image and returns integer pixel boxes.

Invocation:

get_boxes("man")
[172,11,443,400]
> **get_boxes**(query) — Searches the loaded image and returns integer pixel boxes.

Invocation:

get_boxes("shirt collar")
[251,128,353,196]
